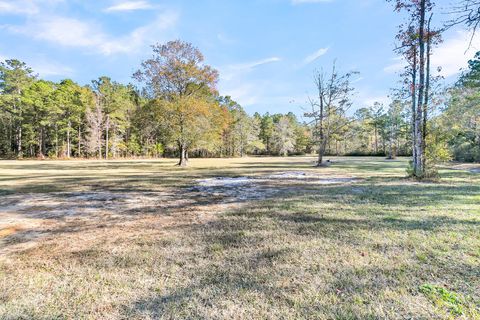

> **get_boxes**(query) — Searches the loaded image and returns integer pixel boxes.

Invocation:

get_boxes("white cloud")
[220,57,281,81]
[222,83,260,106]
[233,57,282,70]
[352,76,364,83]
[0,54,73,77]
[303,47,329,65]
[105,1,153,12]
[7,17,103,48]
[383,31,479,78]
[433,31,478,78]
[4,10,179,55]
[100,10,179,55]
[383,56,404,74]
[0,1,33,14]
[0,0,62,15]
[32,60,74,77]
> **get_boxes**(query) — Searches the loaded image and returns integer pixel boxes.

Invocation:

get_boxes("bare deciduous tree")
[305,62,357,166]
[273,116,296,156]
[447,0,480,46]
[85,99,103,159]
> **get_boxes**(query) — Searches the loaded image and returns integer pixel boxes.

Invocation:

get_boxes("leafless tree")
[85,98,103,159]
[305,62,357,166]
[447,0,480,47]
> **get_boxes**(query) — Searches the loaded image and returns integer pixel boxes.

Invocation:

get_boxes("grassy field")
[0,156,479,319]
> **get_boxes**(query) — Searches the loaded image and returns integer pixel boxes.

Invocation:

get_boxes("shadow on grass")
[114,173,480,317]
[121,212,479,318]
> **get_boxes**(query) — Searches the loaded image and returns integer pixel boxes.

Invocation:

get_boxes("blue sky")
[0,0,477,118]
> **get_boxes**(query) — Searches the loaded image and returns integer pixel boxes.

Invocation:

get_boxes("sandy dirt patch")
[193,171,359,201]
[0,171,358,256]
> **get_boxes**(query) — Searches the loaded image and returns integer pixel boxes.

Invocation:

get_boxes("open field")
[0,157,479,319]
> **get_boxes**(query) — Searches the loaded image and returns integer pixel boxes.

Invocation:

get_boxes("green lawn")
[0,157,479,319]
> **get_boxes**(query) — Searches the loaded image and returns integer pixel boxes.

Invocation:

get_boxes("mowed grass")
[0,157,479,319]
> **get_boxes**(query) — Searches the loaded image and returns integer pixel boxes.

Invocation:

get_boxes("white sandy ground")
[0,191,183,255]
[0,171,358,255]
[193,171,358,201]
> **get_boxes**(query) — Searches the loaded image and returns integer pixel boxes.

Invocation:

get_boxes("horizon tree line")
[1,28,479,169]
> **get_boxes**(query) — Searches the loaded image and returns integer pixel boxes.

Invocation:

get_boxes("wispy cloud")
[433,31,478,77]
[383,56,404,74]
[303,47,329,65]
[236,57,281,70]
[222,83,261,106]
[4,10,179,55]
[352,76,364,84]
[221,56,281,81]
[105,1,153,12]
[0,53,73,77]
[0,0,62,16]
[383,31,478,78]
[32,60,74,77]
[219,58,284,108]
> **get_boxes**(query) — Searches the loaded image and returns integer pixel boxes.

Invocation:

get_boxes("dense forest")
[0,1,479,172]
[1,48,478,162]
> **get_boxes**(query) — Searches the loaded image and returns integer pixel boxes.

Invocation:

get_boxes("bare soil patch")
[1,170,358,256]
[193,171,359,201]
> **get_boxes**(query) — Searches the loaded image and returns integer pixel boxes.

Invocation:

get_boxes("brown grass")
[0,157,479,319]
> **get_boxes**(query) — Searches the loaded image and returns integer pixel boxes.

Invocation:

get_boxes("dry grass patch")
[0,157,479,319]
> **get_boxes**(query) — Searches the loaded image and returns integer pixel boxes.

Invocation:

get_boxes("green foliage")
[439,51,480,163]
[419,284,464,316]
[1,49,479,164]
[458,51,480,89]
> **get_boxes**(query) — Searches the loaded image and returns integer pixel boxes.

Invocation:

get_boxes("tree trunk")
[411,46,418,171]
[67,120,71,158]
[39,127,46,158]
[415,0,426,178]
[105,115,109,160]
[55,124,59,158]
[78,126,81,158]
[422,14,433,169]
[317,140,327,166]
[38,128,43,158]
[17,123,22,158]
[317,85,325,166]
[178,143,188,167]
[98,133,101,160]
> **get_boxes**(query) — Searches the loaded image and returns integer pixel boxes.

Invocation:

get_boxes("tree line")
[0,49,420,165]
[0,39,415,165]
[0,42,315,165]
[1,0,479,171]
